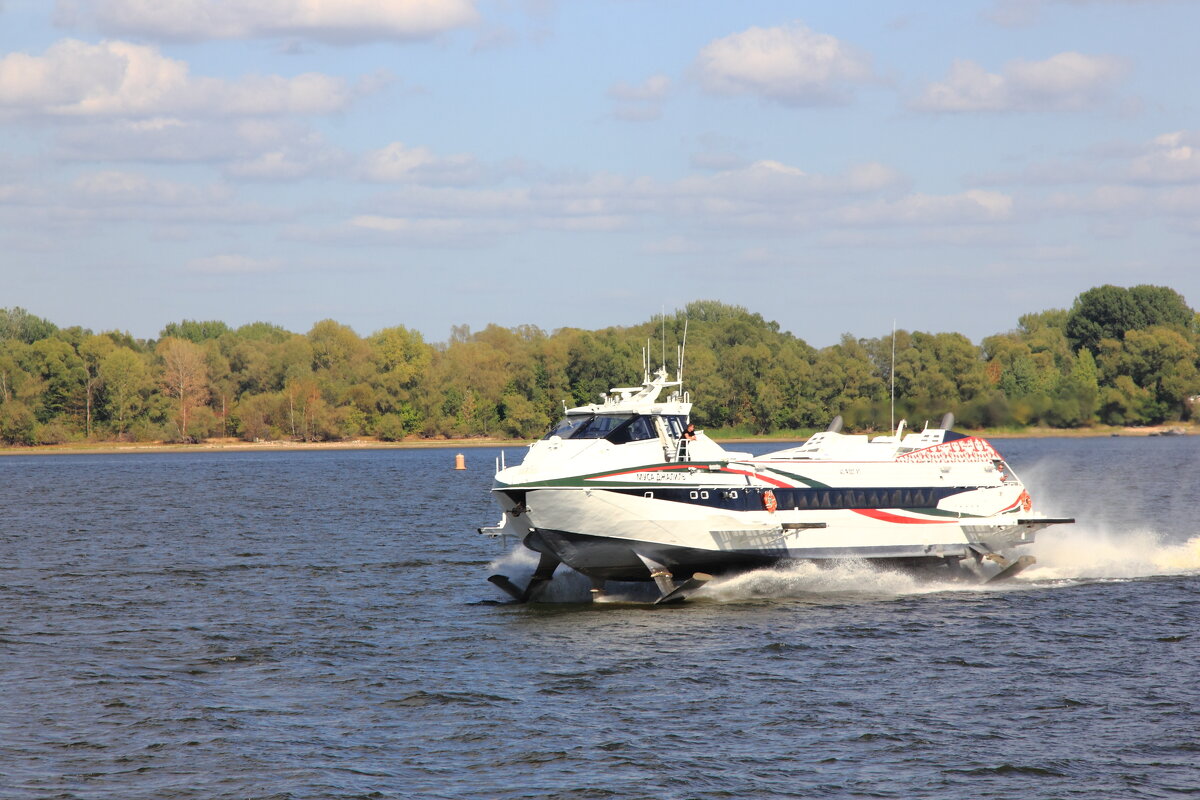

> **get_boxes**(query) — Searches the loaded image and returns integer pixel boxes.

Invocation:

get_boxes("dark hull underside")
[524,528,953,582]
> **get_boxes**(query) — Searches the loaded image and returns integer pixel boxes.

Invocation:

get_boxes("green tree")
[79,334,115,437]
[0,307,58,344]
[370,325,432,426]
[160,319,232,343]
[0,400,37,445]
[1048,348,1100,427]
[1065,284,1193,354]
[30,338,87,425]
[1098,326,1199,423]
[99,347,150,437]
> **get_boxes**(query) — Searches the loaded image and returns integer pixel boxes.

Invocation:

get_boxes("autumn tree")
[157,337,210,439]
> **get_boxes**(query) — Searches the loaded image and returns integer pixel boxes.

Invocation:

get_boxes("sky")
[1,0,1198,347]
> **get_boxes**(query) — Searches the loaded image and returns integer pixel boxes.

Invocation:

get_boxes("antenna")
[678,317,689,382]
[661,306,667,373]
[890,319,896,433]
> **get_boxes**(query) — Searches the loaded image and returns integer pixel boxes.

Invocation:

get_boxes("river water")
[1,437,1198,799]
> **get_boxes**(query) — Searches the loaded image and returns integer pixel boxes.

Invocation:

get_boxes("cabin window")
[606,415,657,445]
[663,415,688,438]
[572,414,633,440]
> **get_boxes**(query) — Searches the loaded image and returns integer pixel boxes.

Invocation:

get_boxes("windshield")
[542,416,589,439]
[572,415,633,439]
[543,413,663,444]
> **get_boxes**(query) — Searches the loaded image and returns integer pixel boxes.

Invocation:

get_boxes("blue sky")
[2,0,1198,346]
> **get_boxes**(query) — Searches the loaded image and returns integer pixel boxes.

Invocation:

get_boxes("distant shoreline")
[0,423,1193,457]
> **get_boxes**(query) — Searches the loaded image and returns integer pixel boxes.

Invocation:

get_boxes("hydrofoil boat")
[480,365,1072,603]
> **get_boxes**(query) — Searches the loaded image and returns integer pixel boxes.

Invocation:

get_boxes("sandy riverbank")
[0,436,531,457]
[0,423,1193,457]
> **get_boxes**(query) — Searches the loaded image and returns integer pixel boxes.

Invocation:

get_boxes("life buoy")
[762,489,778,514]
[1020,491,1032,512]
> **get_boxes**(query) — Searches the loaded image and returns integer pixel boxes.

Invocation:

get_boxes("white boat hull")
[499,486,1047,582]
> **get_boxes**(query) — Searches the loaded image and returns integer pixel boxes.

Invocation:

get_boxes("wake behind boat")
[480,364,1073,603]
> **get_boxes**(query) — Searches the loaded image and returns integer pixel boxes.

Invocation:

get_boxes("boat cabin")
[542,412,689,445]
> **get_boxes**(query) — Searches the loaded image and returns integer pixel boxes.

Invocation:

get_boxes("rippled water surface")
[2,438,1199,799]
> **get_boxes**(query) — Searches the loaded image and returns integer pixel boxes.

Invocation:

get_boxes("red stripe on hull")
[717,468,792,488]
[852,508,956,525]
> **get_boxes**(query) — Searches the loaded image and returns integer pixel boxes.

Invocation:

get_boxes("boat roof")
[760,427,1002,462]
[565,367,691,417]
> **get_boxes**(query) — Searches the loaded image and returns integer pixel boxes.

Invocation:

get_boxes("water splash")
[487,545,982,604]
[484,529,1200,605]
[701,559,953,601]
[486,546,616,603]
[1024,527,1200,581]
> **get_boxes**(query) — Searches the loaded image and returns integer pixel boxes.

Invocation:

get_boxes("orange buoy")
[454,453,466,470]
[762,489,778,513]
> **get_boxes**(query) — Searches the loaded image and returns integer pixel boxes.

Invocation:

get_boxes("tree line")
[0,284,1196,446]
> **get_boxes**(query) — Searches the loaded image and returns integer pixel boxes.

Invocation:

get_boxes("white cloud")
[356,158,910,243]
[831,190,1014,226]
[1039,182,1200,220]
[186,253,280,273]
[281,155,1027,253]
[341,214,512,246]
[642,235,700,255]
[71,169,231,205]
[50,118,348,187]
[608,74,670,121]
[912,52,1127,112]
[608,74,670,103]
[224,130,346,180]
[0,168,285,230]
[694,21,873,106]
[736,246,774,265]
[0,170,287,236]
[971,130,1200,189]
[0,183,35,204]
[677,160,905,207]
[360,141,483,185]
[57,0,479,43]
[0,39,356,118]
[1128,131,1200,184]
